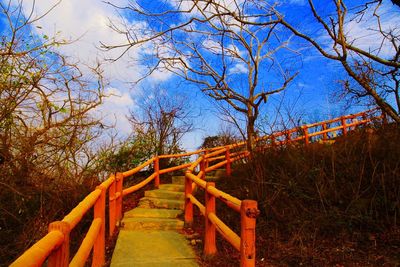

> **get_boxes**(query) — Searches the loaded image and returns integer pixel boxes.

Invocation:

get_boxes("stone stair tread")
[138,197,184,210]
[145,189,184,200]
[124,208,182,219]
[122,217,184,230]
[111,230,198,267]
[159,184,184,192]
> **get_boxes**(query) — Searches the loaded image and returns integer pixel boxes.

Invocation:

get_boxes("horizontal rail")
[188,194,205,215]
[186,172,207,189]
[206,160,228,173]
[207,185,241,212]
[208,212,241,251]
[122,158,154,178]
[158,150,203,159]
[10,231,64,267]
[204,148,227,158]
[99,175,115,189]
[159,162,192,174]
[70,218,102,267]
[62,189,101,229]
[123,173,157,196]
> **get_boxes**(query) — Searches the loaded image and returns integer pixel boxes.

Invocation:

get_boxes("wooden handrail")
[11,108,383,267]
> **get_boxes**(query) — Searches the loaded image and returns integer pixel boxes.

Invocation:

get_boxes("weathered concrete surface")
[110,230,198,267]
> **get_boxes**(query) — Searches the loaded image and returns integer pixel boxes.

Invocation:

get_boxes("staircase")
[110,175,199,267]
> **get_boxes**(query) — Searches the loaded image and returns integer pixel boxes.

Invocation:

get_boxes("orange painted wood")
[184,170,193,225]
[240,200,258,267]
[70,218,102,266]
[225,147,231,176]
[48,221,70,267]
[154,156,160,188]
[302,126,309,145]
[93,185,106,267]
[122,173,156,196]
[204,182,217,256]
[10,231,64,267]
[109,175,116,236]
[341,117,348,136]
[116,172,124,222]
[322,123,328,140]
[122,158,154,178]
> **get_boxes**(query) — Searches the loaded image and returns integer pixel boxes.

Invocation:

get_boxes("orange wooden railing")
[10,108,385,267]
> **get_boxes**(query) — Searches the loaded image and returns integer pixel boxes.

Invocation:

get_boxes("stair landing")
[110,176,199,267]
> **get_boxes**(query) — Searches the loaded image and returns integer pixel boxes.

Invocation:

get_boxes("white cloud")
[229,63,247,74]
[94,87,134,134]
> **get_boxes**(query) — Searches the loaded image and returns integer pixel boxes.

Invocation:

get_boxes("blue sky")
[1,0,399,150]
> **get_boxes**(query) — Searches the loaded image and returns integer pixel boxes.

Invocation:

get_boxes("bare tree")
[0,0,105,185]
[128,89,194,168]
[272,0,400,122]
[103,1,298,152]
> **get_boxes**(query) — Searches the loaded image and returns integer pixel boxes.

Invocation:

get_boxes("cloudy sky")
[2,0,399,150]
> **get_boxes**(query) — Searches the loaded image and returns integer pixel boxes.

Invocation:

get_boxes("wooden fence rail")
[10,108,384,267]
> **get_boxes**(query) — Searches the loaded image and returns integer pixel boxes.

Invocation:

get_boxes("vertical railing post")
[322,123,328,140]
[341,116,347,136]
[204,182,216,257]
[48,221,70,267]
[302,126,309,146]
[109,175,116,236]
[200,159,206,180]
[116,172,124,223]
[240,200,258,267]
[93,185,106,267]
[184,170,193,226]
[204,149,209,170]
[154,156,160,188]
[225,146,231,176]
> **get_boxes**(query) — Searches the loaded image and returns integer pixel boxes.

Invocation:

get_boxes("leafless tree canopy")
[0,1,106,185]
[103,1,299,151]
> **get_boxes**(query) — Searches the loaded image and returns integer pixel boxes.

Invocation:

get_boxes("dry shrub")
[215,124,399,265]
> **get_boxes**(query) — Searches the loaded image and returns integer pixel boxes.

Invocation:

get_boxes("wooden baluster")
[154,156,160,189]
[93,185,106,267]
[109,175,116,236]
[116,172,124,222]
[204,182,216,257]
[322,123,328,140]
[302,126,309,146]
[48,221,70,267]
[240,200,258,267]
[341,117,347,136]
[184,170,193,225]
[225,146,231,176]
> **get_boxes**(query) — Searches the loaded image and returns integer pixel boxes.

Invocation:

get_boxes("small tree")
[129,90,193,168]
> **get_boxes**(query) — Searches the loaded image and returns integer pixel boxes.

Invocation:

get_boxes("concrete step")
[159,184,184,192]
[111,230,198,267]
[124,208,182,219]
[145,189,184,200]
[138,197,184,210]
[121,217,184,230]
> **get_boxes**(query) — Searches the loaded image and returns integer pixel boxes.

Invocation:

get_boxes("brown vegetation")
[200,124,400,266]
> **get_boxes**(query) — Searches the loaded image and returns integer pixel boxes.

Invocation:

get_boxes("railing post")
[184,170,193,225]
[200,159,206,180]
[116,172,124,223]
[322,123,328,140]
[154,156,160,188]
[225,146,231,176]
[240,200,258,267]
[109,175,116,236]
[204,149,209,170]
[48,221,70,267]
[204,182,216,257]
[93,185,106,267]
[302,126,309,146]
[341,117,347,136]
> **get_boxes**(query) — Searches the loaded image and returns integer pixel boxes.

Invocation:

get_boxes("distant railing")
[10,108,385,267]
